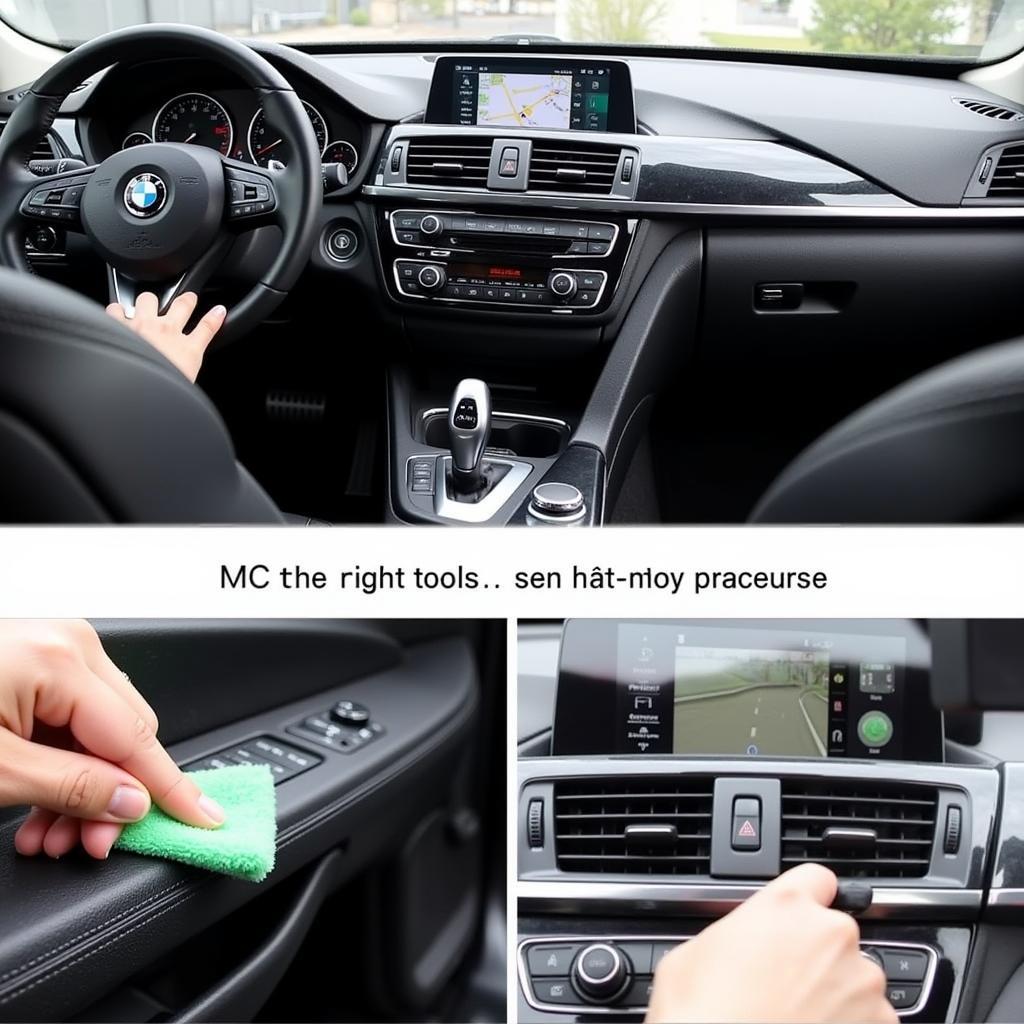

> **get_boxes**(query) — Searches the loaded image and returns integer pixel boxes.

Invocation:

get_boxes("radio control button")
[481,216,505,232]
[419,213,442,236]
[588,240,610,255]
[397,230,418,244]
[588,223,615,240]
[567,239,589,254]
[541,222,560,237]
[559,222,589,239]
[886,985,922,1010]
[880,950,928,982]
[394,212,419,230]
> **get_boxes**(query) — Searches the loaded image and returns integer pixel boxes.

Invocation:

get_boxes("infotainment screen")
[552,620,943,762]
[425,57,637,134]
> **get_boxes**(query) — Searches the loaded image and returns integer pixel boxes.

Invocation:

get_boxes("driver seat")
[751,334,1024,523]
[0,269,285,523]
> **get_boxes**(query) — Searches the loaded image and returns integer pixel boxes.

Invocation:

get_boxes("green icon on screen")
[857,710,894,748]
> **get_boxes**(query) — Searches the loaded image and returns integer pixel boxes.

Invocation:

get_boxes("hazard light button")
[731,796,762,851]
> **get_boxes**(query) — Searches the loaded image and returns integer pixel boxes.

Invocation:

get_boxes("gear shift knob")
[448,378,491,491]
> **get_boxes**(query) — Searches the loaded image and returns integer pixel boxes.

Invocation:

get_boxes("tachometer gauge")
[322,140,359,175]
[121,131,152,150]
[153,93,233,155]
[248,101,327,167]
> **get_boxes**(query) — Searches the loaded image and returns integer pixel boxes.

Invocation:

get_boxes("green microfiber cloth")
[114,764,277,882]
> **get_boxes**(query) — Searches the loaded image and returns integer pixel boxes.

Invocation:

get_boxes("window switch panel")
[182,735,322,785]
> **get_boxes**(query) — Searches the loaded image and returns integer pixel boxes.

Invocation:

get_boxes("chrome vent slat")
[781,780,937,879]
[957,97,1024,121]
[987,145,1024,198]
[405,137,491,187]
[554,778,713,876]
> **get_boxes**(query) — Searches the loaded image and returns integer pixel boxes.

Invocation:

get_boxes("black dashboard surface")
[40,44,1024,210]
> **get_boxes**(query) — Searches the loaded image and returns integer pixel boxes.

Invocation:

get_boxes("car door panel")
[0,621,481,1022]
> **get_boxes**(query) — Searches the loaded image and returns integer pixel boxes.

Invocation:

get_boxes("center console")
[518,619,1002,1022]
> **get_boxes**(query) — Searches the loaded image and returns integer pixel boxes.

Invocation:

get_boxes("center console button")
[533,979,576,1005]
[881,950,928,982]
[480,216,505,232]
[618,941,654,973]
[588,240,610,255]
[568,239,589,254]
[419,213,442,236]
[559,222,589,239]
[652,941,679,971]
[394,212,419,230]
[578,272,603,290]
[417,264,446,292]
[527,944,582,977]
[330,699,371,726]
[549,271,577,299]
[619,976,656,1008]
[588,223,615,240]
[573,944,628,1002]
[886,984,922,1010]
[397,230,418,244]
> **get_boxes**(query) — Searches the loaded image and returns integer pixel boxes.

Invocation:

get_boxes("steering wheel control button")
[123,172,167,218]
[225,167,277,220]
[881,950,928,982]
[330,699,371,726]
[573,944,628,1003]
[858,710,894,748]
[528,482,586,525]
[527,944,582,977]
[731,796,762,851]
[886,985,922,1010]
[326,227,358,262]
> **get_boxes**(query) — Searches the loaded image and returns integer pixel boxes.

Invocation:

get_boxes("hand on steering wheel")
[106,292,226,383]
[0,24,322,345]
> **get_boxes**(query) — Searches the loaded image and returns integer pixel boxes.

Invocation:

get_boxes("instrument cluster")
[117,89,361,175]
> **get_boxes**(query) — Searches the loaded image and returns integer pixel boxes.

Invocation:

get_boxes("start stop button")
[326,226,358,262]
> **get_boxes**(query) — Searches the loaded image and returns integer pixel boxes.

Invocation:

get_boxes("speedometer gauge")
[322,140,359,175]
[248,101,327,167]
[153,93,233,155]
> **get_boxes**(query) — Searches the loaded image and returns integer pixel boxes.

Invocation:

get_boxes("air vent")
[528,140,623,195]
[554,777,714,875]
[956,97,1024,122]
[988,142,1024,198]
[405,136,491,188]
[0,120,55,161]
[781,779,937,878]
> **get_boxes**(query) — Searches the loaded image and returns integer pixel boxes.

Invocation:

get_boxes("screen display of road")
[673,644,830,757]
[614,623,908,759]
[451,62,613,131]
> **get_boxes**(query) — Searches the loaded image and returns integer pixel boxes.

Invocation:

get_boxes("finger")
[42,815,81,859]
[165,291,199,332]
[765,862,839,906]
[133,291,159,323]
[14,807,59,856]
[32,655,223,829]
[81,820,123,860]
[186,304,227,349]
[105,303,128,324]
[84,650,158,736]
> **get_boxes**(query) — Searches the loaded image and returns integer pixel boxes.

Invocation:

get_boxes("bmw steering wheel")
[0,24,322,343]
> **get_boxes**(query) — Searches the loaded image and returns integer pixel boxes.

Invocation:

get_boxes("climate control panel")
[519,936,938,1017]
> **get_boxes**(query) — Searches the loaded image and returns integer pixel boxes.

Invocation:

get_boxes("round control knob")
[548,271,577,300]
[417,264,446,292]
[419,213,442,237]
[27,225,58,253]
[572,944,628,1003]
[330,699,371,726]
[528,482,586,524]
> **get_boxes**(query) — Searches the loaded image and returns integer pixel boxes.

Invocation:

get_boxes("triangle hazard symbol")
[738,819,756,837]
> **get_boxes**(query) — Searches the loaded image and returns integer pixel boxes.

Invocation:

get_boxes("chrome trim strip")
[392,257,607,311]
[518,936,937,1017]
[366,184,1024,220]
[433,454,533,523]
[421,408,570,431]
[988,888,1024,907]
[517,881,982,920]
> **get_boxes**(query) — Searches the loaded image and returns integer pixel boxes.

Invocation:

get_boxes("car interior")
[517,618,1024,1022]
[0,618,506,1024]
[2,16,1024,524]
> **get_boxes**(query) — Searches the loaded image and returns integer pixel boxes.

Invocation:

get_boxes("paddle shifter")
[448,378,491,494]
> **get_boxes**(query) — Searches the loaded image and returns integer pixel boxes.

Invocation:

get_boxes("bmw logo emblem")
[123,172,167,218]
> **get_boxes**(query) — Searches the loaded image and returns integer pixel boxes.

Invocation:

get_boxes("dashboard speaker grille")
[989,142,1024,198]
[554,778,714,874]
[405,136,491,188]
[528,141,622,195]
[781,779,937,878]
[956,97,1024,122]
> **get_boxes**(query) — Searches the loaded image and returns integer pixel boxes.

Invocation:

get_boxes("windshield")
[0,0,1022,62]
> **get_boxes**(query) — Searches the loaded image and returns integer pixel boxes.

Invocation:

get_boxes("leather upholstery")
[0,269,284,522]
[752,336,1024,523]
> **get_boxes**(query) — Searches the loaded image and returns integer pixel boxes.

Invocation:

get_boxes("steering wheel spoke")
[107,232,233,317]
[222,160,282,231]
[19,164,98,235]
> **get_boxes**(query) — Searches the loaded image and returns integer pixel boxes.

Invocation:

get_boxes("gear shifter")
[448,378,491,494]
